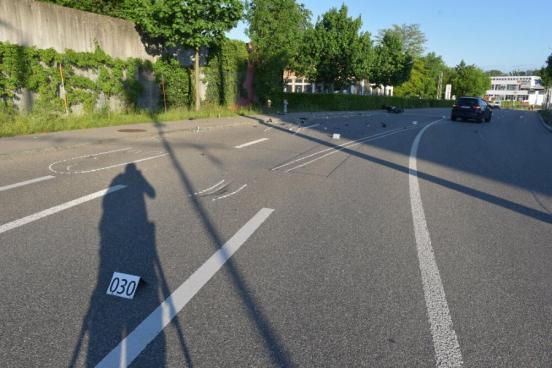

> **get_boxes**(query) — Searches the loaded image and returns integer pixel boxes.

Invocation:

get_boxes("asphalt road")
[0,108,551,367]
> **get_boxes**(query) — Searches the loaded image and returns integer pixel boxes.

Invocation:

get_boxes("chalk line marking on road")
[95,208,274,368]
[49,148,168,174]
[294,123,321,135]
[263,127,274,132]
[271,127,408,172]
[409,119,463,368]
[0,185,126,235]
[212,184,247,201]
[235,138,269,149]
[285,125,421,173]
[192,179,225,196]
[0,175,55,193]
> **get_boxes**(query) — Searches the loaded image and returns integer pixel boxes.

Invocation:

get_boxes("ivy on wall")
[0,39,249,114]
[204,39,249,106]
[0,42,146,114]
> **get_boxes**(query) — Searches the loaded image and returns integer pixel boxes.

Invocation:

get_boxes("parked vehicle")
[490,100,501,109]
[451,97,492,123]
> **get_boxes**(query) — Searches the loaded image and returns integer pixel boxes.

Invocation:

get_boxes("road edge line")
[408,119,464,368]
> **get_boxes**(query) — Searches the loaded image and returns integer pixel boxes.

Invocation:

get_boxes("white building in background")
[486,76,545,106]
[283,71,393,96]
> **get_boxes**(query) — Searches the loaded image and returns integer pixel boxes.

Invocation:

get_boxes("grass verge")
[0,105,259,138]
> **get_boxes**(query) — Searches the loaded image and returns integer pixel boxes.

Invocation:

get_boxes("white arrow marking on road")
[95,208,275,368]
[409,119,464,367]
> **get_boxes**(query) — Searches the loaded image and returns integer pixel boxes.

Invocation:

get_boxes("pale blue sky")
[227,0,552,72]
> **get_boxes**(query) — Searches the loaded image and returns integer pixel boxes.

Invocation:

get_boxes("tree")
[395,53,448,99]
[448,60,490,97]
[370,30,413,87]
[246,0,311,102]
[133,0,243,111]
[38,0,133,19]
[540,53,552,87]
[486,69,504,77]
[377,24,426,57]
[300,5,372,91]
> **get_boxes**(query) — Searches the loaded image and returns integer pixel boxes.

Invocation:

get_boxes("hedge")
[275,92,453,112]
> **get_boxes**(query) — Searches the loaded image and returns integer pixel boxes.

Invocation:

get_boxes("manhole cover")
[118,129,146,133]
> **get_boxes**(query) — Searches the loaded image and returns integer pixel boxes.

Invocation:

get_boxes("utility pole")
[436,71,443,100]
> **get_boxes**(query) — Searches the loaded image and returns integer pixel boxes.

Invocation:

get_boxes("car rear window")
[458,98,478,106]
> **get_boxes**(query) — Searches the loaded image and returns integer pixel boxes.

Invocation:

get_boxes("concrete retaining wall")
[0,0,154,60]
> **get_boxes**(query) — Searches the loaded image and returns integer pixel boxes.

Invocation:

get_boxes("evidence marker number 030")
[106,272,141,299]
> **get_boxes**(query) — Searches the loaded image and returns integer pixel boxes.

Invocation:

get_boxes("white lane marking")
[303,123,320,129]
[0,185,126,235]
[48,147,132,173]
[285,125,421,173]
[96,208,274,368]
[212,184,247,201]
[234,138,269,149]
[69,154,168,174]
[408,119,463,367]
[271,127,407,171]
[192,179,225,195]
[50,152,168,174]
[0,175,55,192]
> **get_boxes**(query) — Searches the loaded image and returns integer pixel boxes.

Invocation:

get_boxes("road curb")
[538,112,552,133]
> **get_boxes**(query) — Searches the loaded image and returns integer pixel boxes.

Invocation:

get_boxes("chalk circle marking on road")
[48,147,168,174]
[95,208,275,368]
[409,118,464,367]
[212,184,247,201]
[106,272,141,300]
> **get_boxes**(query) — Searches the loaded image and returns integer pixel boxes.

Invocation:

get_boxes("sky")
[227,0,552,72]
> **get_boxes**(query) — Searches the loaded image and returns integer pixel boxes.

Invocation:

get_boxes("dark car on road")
[451,97,492,123]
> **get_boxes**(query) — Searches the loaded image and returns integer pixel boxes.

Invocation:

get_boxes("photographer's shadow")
[69,163,192,367]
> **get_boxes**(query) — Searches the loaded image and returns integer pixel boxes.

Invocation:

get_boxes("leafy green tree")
[395,53,448,99]
[539,54,552,87]
[133,0,243,111]
[485,69,504,77]
[246,0,311,102]
[448,60,490,97]
[300,5,372,91]
[378,24,426,57]
[370,30,412,87]
[38,0,133,19]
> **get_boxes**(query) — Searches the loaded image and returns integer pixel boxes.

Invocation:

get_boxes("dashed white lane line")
[234,138,269,149]
[0,185,126,235]
[0,175,55,192]
[95,208,275,368]
[408,119,463,368]
[49,152,168,174]
[212,184,247,201]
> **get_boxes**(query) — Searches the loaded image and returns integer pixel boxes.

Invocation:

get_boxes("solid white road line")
[234,138,269,149]
[271,127,407,171]
[408,119,463,368]
[0,185,126,235]
[0,175,55,192]
[285,125,420,173]
[193,179,225,195]
[95,208,275,368]
[212,184,247,201]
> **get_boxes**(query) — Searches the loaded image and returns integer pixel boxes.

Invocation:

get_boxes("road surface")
[0,108,551,367]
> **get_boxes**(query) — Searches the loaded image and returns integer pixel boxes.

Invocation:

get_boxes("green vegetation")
[394,53,448,99]
[300,5,372,91]
[271,92,452,113]
[0,104,257,137]
[247,0,311,103]
[132,0,243,111]
[448,61,490,97]
[377,24,426,58]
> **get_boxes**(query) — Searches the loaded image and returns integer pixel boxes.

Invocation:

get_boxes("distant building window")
[296,85,303,93]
